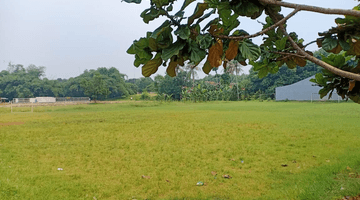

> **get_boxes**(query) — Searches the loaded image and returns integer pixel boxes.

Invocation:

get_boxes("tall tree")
[80,72,111,102]
[125,0,360,103]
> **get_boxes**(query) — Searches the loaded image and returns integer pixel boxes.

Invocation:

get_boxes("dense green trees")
[0,57,329,102]
[0,64,133,101]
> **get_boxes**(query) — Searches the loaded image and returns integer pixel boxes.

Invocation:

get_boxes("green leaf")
[339,39,350,51]
[232,1,263,19]
[166,4,173,12]
[268,62,279,74]
[232,29,249,36]
[319,87,331,99]
[122,0,141,3]
[174,26,191,40]
[140,8,166,24]
[134,55,150,67]
[202,60,212,74]
[126,44,136,55]
[315,73,326,86]
[161,40,186,61]
[196,34,213,49]
[239,39,261,61]
[275,37,287,50]
[309,78,317,84]
[151,20,171,39]
[190,46,206,64]
[258,68,268,78]
[322,37,338,51]
[142,53,162,77]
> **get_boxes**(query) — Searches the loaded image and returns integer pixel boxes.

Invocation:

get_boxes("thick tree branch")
[259,0,360,17]
[212,8,300,40]
[267,8,360,81]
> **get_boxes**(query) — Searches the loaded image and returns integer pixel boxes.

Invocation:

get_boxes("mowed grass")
[0,101,360,200]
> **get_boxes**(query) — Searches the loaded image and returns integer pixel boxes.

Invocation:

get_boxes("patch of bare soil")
[340,195,360,200]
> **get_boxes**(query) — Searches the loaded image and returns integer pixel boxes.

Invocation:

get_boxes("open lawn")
[0,101,360,199]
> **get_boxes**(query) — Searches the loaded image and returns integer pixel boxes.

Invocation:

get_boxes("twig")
[303,40,317,49]
[259,0,360,17]
[212,8,300,40]
[160,8,181,26]
[270,51,306,58]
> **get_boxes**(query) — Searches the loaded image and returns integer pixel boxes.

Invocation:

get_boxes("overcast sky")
[0,0,358,80]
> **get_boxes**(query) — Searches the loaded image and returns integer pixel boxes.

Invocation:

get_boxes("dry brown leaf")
[281,164,288,167]
[349,39,360,56]
[222,174,232,179]
[166,179,171,183]
[225,40,239,60]
[167,59,178,77]
[208,39,223,68]
[329,44,342,54]
[294,57,307,67]
[349,80,356,91]
[141,175,151,179]
[223,60,228,69]
[211,171,217,176]
[230,158,235,161]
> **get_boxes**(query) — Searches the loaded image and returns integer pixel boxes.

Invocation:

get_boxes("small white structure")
[35,97,56,103]
[29,98,37,103]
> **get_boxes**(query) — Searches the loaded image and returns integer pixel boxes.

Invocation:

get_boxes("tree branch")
[270,51,305,59]
[259,0,360,17]
[212,8,300,40]
[267,9,360,81]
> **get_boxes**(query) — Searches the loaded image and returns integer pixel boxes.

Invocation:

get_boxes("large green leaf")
[174,26,191,40]
[322,37,338,51]
[232,1,263,19]
[315,73,327,86]
[319,87,331,99]
[218,8,240,34]
[134,55,150,67]
[275,37,287,50]
[196,34,213,49]
[239,39,261,61]
[339,39,350,51]
[161,40,186,61]
[140,8,166,24]
[190,46,206,64]
[142,53,162,77]
[151,20,171,39]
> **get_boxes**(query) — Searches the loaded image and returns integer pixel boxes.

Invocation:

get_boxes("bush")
[140,92,151,100]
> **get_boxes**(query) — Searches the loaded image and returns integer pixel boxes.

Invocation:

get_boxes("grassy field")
[0,101,360,200]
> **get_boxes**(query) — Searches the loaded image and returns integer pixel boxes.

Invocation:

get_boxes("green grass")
[0,101,360,199]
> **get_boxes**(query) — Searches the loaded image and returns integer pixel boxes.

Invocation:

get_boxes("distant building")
[0,98,8,103]
[275,75,340,101]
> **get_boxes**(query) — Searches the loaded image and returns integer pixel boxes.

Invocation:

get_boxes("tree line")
[0,57,322,101]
